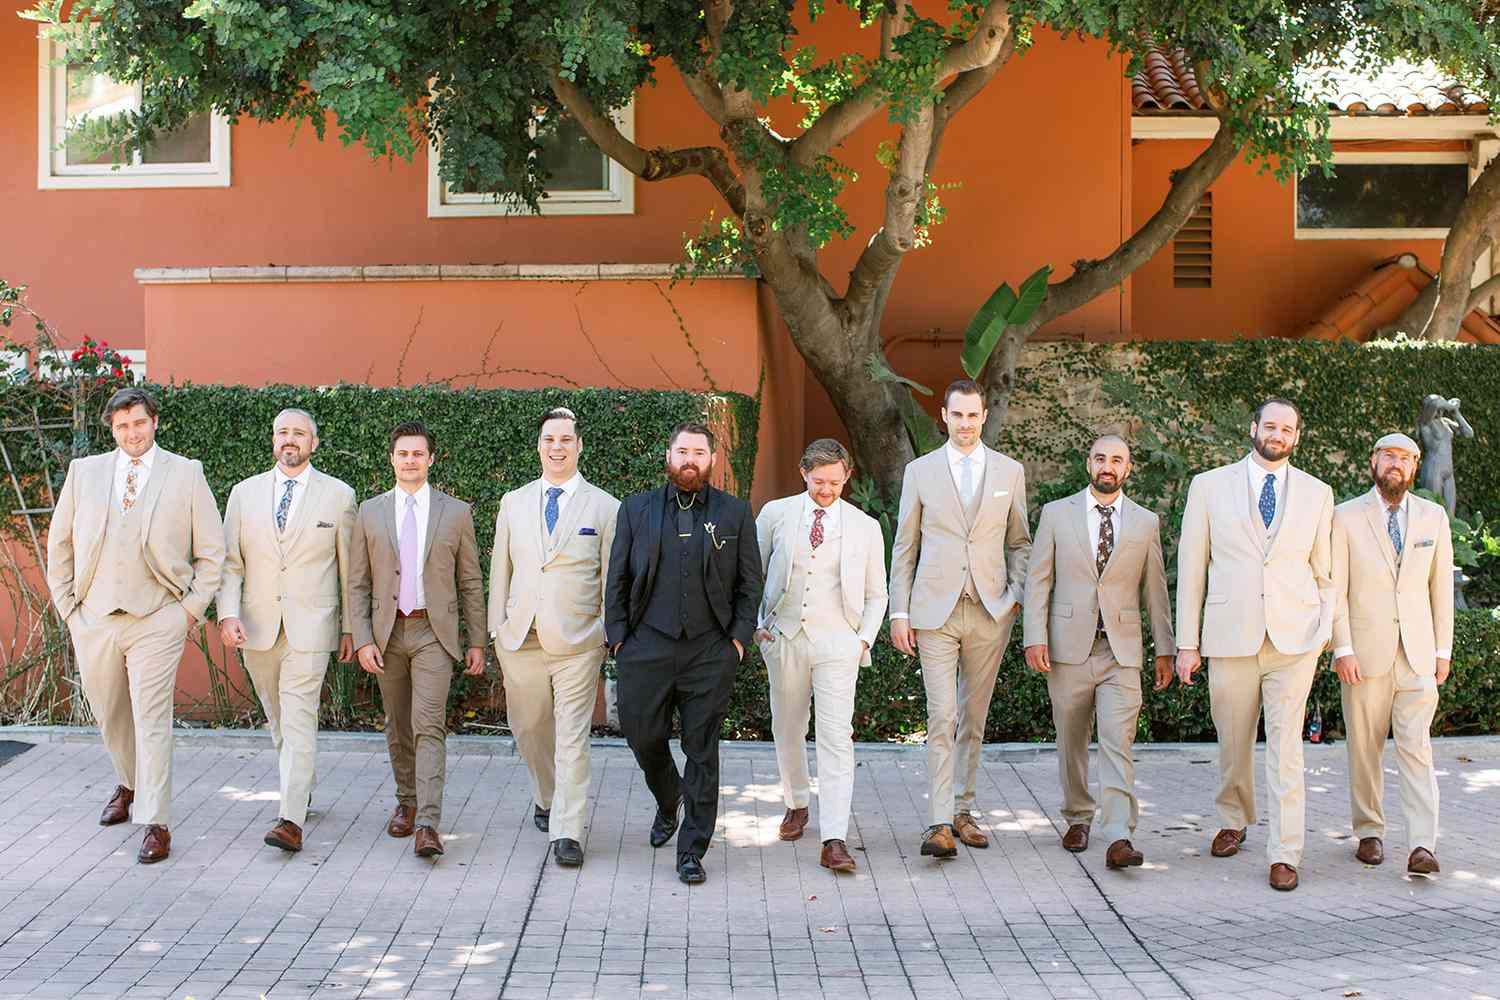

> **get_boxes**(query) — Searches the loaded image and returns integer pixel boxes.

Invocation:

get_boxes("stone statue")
[1416,394,1473,517]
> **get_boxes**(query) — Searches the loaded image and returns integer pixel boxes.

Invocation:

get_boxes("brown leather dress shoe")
[1061,824,1089,853]
[1407,847,1440,875]
[953,813,989,849]
[779,807,810,842]
[138,825,171,864]
[1269,863,1299,891]
[100,785,133,826]
[413,826,444,857]
[820,839,857,873]
[1355,836,1384,865]
[1211,827,1247,858]
[387,804,416,838]
[920,825,958,858]
[1105,839,1144,869]
[264,819,303,853]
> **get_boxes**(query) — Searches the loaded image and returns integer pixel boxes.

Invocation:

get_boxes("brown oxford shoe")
[413,826,444,858]
[820,839,857,873]
[387,803,416,838]
[138,825,171,864]
[100,785,133,826]
[953,813,989,849]
[1355,837,1384,865]
[919,825,958,859]
[779,807,810,842]
[1061,824,1090,853]
[1269,863,1299,891]
[264,819,303,853]
[1407,848,1440,875]
[1105,839,1144,869]
[1211,827,1247,858]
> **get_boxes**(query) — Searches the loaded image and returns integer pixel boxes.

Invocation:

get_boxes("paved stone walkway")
[0,730,1497,1000]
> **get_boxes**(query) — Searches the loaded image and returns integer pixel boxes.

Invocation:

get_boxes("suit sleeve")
[456,503,487,648]
[1144,512,1175,657]
[730,499,763,648]
[754,502,779,628]
[1021,505,1055,648]
[217,483,245,622]
[858,515,889,647]
[1330,511,1353,654]
[336,485,356,635]
[1432,508,1455,659]
[1311,486,1335,647]
[45,459,81,620]
[597,493,620,629]
[487,495,512,641]
[1175,475,1210,651]
[1003,464,1033,607]
[347,507,376,651]
[182,462,226,623]
[604,501,634,648]
[888,462,921,620]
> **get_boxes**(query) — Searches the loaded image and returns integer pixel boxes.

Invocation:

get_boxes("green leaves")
[959,265,1051,379]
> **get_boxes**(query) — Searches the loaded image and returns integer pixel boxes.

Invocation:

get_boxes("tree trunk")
[1393,149,1500,341]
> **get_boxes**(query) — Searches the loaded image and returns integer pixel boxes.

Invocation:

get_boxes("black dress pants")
[616,624,740,857]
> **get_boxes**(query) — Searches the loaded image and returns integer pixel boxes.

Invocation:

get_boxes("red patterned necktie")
[810,508,826,549]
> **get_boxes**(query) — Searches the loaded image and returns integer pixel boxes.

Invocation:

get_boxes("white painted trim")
[1133,114,1499,141]
[36,35,231,190]
[427,104,635,218]
[133,263,746,284]
[1293,150,1470,241]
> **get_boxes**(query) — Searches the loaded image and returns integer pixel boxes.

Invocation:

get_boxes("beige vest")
[82,499,174,617]
[773,516,854,642]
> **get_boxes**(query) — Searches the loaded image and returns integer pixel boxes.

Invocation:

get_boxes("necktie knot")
[547,486,564,501]
[130,458,142,466]
[1095,503,1112,518]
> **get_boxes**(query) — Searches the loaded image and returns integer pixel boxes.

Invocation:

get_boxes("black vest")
[643,488,717,639]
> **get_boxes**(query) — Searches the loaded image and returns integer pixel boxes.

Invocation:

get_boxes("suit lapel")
[86,454,113,543]
[280,470,321,554]
[701,485,723,576]
[515,480,545,565]
[641,485,666,598]
[545,479,589,564]
[381,491,400,560]
[933,448,967,530]
[1239,457,1271,552]
[776,498,802,596]
[1067,491,1097,580]
[423,490,447,570]
[836,498,862,603]
[137,449,173,543]
[1361,490,1398,581]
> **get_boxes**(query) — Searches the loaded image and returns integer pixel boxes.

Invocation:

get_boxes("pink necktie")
[398,495,419,614]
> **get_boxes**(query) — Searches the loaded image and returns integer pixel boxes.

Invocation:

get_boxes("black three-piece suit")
[605,482,763,859]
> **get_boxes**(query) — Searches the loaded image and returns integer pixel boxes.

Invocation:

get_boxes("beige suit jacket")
[47,448,225,622]
[1023,490,1175,667]
[1176,456,1335,658]
[1332,489,1454,677]
[889,445,1031,630]
[755,495,889,666]
[346,487,486,662]
[217,467,357,653]
[488,476,620,656]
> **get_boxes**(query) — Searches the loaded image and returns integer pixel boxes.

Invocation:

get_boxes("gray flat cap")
[1372,432,1421,456]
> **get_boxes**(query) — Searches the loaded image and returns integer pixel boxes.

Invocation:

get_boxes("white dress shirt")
[113,445,158,507]
[801,492,840,539]
[946,441,983,502]
[1087,491,1123,559]
[273,464,313,533]
[1333,492,1448,660]
[393,482,432,609]
[1246,453,1288,527]
[540,472,582,530]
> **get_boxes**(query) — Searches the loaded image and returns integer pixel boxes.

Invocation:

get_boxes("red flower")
[111,367,124,377]
[70,350,83,361]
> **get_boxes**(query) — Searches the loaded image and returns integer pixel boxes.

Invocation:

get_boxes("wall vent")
[1173,193,1212,288]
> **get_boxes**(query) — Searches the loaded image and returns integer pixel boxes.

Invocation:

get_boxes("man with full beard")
[1022,435,1174,869]
[1330,433,1452,877]
[605,422,762,884]
[1175,398,1335,892]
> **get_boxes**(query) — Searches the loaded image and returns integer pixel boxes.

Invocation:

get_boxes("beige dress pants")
[496,632,604,843]
[1208,637,1319,867]
[762,628,862,843]
[1341,643,1440,853]
[242,627,330,827]
[374,615,454,828]
[916,595,1015,827]
[1047,634,1142,844]
[68,603,189,826]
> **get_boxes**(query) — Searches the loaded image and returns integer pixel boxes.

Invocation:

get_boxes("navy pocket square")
[316,521,334,528]
[579,527,598,536]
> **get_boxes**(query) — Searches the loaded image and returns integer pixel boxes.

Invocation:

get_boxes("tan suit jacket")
[488,476,620,656]
[1176,456,1335,658]
[1023,490,1175,667]
[47,448,225,622]
[346,487,486,662]
[755,495,889,666]
[1332,489,1454,676]
[217,468,357,653]
[889,445,1031,630]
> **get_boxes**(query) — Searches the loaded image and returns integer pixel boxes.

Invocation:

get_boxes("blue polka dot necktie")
[1258,473,1276,528]
[545,486,564,535]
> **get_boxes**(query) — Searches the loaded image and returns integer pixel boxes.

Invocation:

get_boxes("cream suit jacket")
[755,495,889,666]
[217,468,357,653]
[1176,456,1335,658]
[1023,490,1175,668]
[1332,489,1454,676]
[889,445,1031,630]
[488,476,620,656]
[346,487,487,662]
[47,448,225,622]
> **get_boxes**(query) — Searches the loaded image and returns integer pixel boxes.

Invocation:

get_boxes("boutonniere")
[704,521,727,551]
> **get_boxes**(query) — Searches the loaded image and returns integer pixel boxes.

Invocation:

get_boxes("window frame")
[426,103,635,218]
[1292,150,1470,241]
[36,35,232,191]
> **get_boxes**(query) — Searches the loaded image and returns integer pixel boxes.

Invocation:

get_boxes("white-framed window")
[1294,150,1469,240]
[36,36,231,190]
[427,104,635,218]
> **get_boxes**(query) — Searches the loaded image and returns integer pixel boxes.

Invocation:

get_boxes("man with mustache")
[605,422,763,884]
[1176,398,1335,891]
[1023,435,1174,869]
[1331,433,1453,876]
[218,408,357,853]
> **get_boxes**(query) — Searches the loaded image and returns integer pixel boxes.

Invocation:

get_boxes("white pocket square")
[993,490,1007,497]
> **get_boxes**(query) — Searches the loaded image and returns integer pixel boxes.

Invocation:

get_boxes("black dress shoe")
[649,801,681,848]
[677,853,706,884]
[553,838,584,867]
[534,806,550,833]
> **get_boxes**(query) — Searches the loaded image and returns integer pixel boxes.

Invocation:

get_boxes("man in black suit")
[606,422,763,884]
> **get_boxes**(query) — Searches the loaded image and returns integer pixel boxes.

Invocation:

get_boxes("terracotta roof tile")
[1298,257,1500,344]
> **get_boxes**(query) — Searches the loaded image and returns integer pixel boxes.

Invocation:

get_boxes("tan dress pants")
[496,632,604,843]
[242,627,330,827]
[374,616,454,828]
[1341,643,1440,853]
[68,603,189,826]
[1208,637,1319,867]
[1047,634,1142,844]
[916,595,1015,827]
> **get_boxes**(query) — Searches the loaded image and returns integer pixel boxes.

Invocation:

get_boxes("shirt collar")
[803,493,839,523]
[275,464,313,488]
[1247,453,1288,485]
[1378,490,1409,515]
[542,473,581,496]
[946,441,982,468]
[668,482,704,506]
[1087,490,1123,513]
[395,482,431,508]
[117,445,157,470]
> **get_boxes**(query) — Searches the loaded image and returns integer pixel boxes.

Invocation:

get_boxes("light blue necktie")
[276,479,295,533]
[545,486,564,535]
[1387,505,1403,564]
[959,455,974,502]
[1258,473,1276,528]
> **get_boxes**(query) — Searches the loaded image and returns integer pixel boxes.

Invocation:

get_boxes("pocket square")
[316,521,334,528]
[579,527,598,536]
[993,491,1007,498]
[1415,539,1435,548]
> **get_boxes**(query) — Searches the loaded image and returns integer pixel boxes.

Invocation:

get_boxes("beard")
[276,445,308,470]
[1090,471,1123,496]
[666,458,709,492]
[1252,434,1293,463]
[1373,467,1413,503]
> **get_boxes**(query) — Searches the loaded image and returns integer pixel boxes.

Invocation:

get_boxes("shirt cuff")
[1332,646,1354,659]
[889,612,909,621]
[1436,649,1451,660]
[1176,644,1197,651]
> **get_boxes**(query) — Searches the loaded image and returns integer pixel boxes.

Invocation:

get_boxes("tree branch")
[925,31,1014,174]
[1468,263,1500,314]
[681,69,727,126]
[1420,152,1500,341]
